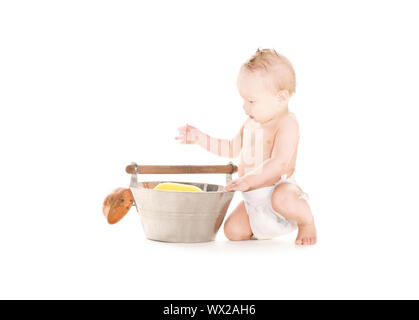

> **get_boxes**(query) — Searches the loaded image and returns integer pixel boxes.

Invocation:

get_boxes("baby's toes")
[298,238,307,245]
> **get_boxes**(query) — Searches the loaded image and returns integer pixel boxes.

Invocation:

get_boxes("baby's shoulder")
[285,112,298,123]
[278,112,299,129]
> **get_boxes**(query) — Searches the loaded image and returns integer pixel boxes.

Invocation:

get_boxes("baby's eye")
[249,100,255,104]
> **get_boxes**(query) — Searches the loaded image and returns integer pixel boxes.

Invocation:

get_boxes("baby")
[175,48,316,245]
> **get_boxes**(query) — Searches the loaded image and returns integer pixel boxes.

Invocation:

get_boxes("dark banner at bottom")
[0,299,408,318]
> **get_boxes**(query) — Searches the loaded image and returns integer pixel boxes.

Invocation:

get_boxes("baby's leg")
[271,183,317,245]
[223,201,253,241]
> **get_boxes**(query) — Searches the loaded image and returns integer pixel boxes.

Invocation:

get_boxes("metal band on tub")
[130,162,139,188]
[226,161,233,185]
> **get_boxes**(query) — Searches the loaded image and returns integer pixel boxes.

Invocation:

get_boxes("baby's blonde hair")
[242,48,296,96]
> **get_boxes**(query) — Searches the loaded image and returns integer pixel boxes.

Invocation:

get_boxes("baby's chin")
[251,117,264,123]
[249,115,273,123]
[254,117,277,125]
[251,116,265,123]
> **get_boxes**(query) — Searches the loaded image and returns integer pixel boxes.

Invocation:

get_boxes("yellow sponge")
[153,182,203,192]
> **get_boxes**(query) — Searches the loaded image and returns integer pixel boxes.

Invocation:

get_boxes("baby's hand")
[175,123,202,145]
[223,176,251,192]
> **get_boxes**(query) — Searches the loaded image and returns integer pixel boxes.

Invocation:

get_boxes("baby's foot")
[295,221,317,245]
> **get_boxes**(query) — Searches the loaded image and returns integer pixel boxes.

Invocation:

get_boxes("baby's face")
[237,68,287,124]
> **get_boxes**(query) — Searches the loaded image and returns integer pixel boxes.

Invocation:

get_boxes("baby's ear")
[277,89,289,102]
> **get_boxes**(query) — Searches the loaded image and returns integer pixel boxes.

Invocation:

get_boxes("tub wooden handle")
[126,163,238,175]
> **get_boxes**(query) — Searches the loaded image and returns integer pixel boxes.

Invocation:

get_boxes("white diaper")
[241,173,309,240]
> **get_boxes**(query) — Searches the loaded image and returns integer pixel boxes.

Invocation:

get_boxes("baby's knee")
[223,220,252,241]
[271,183,301,213]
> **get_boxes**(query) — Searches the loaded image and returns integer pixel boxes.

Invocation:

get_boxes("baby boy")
[175,48,316,245]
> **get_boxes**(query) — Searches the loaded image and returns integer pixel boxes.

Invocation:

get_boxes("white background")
[1,0,418,299]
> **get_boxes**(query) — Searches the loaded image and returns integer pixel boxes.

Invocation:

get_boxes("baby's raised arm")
[175,122,245,159]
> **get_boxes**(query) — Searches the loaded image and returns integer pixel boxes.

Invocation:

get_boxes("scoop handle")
[126,163,238,175]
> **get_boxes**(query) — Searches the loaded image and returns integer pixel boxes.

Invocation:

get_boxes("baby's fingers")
[176,123,201,145]
[174,135,186,144]
[223,182,236,191]
[186,123,197,130]
[178,123,197,132]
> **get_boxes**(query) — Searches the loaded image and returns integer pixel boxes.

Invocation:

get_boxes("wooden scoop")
[102,188,134,224]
